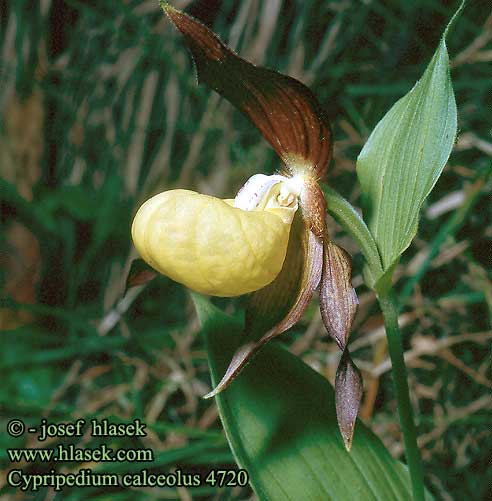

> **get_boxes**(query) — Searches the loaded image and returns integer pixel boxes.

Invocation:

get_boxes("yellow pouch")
[131,189,297,296]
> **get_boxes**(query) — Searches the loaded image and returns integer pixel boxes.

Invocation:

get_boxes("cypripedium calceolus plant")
[132,1,361,449]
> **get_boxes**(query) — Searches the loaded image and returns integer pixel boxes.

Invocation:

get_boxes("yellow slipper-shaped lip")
[131,188,297,297]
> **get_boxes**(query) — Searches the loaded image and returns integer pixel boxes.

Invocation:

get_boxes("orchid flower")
[132,2,362,449]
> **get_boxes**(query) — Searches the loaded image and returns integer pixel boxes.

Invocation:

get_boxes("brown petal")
[335,349,363,451]
[203,341,260,399]
[320,241,358,350]
[248,229,323,337]
[245,211,313,337]
[204,217,323,398]
[161,2,332,179]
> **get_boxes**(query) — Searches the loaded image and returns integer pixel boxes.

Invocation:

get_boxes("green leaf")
[356,31,457,286]
[193,294,423,500]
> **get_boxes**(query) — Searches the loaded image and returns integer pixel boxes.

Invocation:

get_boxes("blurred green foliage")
[1,1,491,499]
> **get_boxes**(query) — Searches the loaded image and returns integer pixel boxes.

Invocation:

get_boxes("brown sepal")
[161,3,332,178]
[335,349,363,451]
[204,223,323,399]
[320,241,358,350]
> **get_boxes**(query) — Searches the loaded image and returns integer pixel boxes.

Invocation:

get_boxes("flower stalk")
[378,287,425,501]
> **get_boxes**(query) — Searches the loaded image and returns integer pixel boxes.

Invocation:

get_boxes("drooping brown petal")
[320,241,358,350]
[245,211,310,337]
[335,349,363,451]
[204,224,323,399]
[161,2,332,179]
[248,227,323,337]
[244,181,329,339]
[202,340,261,399]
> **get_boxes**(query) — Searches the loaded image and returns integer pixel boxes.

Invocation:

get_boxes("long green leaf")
[193,294,421,500]
[356,31,457,286]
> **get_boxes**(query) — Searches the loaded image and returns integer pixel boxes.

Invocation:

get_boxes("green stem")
[378,288,425,501]
[322,185,383,287]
